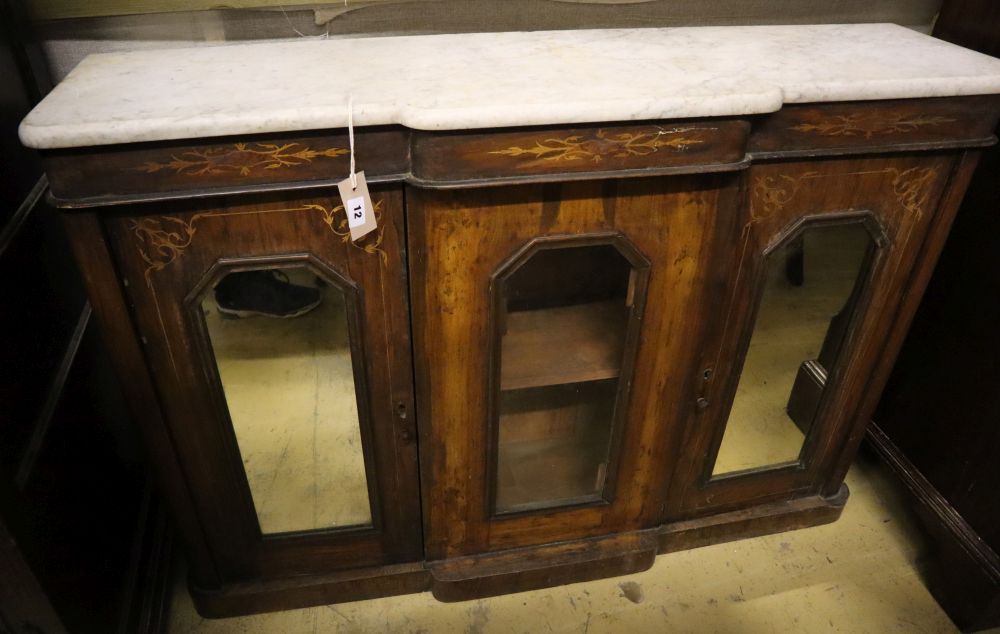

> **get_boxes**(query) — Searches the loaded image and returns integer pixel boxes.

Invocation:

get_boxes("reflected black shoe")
[214,270,322,319]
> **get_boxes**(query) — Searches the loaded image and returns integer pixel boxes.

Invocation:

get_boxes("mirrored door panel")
[490,239,647,515]
[199,265,372,534]
[712,222,875,477]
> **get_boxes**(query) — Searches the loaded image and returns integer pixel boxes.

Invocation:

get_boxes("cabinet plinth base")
[659,484,849,554]
[188,486,847,617]
[189,562,431,619]
[429,531,659,602]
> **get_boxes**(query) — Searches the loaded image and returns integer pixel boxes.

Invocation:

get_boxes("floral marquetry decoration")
[133,142,349,177]
[791,114,955,139]
[489,127,710,164]
[130,200,388,284]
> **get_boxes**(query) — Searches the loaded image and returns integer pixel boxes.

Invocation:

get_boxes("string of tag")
[338,93,376,241]
[348,93,357,190]
[275,9,372,242]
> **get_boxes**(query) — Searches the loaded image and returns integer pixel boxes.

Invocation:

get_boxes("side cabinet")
[35,91,1000,615]
[102,186,424,602]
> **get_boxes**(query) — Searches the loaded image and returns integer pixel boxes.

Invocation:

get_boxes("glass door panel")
[492,240,644,515]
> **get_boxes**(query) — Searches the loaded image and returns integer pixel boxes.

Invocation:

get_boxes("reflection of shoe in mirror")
[214,270,322,319]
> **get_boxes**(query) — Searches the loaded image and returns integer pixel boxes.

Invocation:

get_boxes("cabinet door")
[666,155,957,518]
[409,177,737,558]
[105,186,422,581]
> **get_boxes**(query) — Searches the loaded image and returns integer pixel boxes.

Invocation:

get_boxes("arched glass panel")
[492,241,644,514]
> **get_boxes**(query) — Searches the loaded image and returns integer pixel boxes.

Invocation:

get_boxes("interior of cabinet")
[491,241,641,515]
[495,379,618,511]
[500,301,628,390]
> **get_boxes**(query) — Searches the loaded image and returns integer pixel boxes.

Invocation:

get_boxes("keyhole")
[703,368,713,381]
[396,401,407,419]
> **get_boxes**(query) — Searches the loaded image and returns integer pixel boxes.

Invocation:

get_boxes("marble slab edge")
[18,24,1000,150]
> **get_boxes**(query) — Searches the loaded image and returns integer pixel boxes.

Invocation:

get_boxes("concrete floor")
[168,231,994,633]
[166,455,994,633]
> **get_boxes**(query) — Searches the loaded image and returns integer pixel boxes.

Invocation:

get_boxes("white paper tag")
[337,170,377,241]
[346,195,366,229]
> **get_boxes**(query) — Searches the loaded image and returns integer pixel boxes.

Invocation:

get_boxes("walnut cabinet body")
[47,96,999,616]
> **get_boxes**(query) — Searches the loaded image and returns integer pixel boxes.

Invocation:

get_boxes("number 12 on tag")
[337,170,377,242]
[346,195,366,226]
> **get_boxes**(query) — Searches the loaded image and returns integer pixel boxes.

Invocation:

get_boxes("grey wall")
[38,0,943,81]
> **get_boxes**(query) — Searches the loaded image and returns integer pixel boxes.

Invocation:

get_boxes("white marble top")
[19,23,1000,149]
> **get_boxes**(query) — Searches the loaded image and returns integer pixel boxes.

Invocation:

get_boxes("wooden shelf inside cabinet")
[500,301,629,391]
